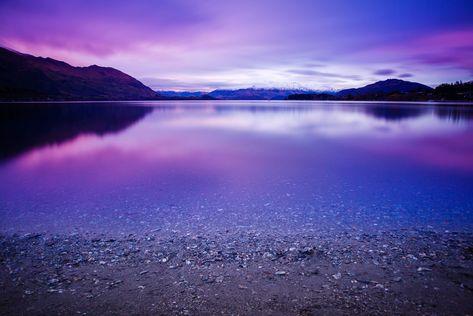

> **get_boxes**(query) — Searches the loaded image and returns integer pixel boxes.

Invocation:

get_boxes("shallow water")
[1,101,473,236]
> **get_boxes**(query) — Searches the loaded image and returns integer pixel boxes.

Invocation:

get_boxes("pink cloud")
[0,0,213,56]
[367,28,473,72]
[1,1,472,89]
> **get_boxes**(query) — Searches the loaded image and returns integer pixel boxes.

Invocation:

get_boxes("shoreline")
[1,229,472,315]
[1,99,473,105]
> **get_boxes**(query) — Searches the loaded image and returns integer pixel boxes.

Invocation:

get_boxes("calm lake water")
[1,101,473,236]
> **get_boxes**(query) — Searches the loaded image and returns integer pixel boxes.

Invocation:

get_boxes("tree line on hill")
[287,80,473,102]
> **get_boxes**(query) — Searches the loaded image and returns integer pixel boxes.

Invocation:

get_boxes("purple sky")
[1,0,472,91]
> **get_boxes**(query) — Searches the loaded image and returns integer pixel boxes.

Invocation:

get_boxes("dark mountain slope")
[0,47,158,101]
[337,79,432,98]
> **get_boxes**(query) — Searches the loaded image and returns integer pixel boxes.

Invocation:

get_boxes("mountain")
[161,81,468,101]
[287,79,438,101]
[207,88,324,100]
[156,88,328,100]
[287,93,339,100]
[337,79,432,98]
[2,47,469,102]
[157,90,215,100]
[158,91,207,98]
[0,47,158,101]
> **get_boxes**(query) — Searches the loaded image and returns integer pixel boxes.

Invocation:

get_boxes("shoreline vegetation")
[1,47,472,103]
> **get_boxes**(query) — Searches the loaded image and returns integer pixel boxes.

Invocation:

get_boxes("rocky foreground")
[1,230,472,315]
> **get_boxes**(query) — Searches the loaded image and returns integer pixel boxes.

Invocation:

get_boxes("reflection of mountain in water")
[364,105,427,121]
[435,107,473,123]
[365,105,473,122]
[0,103,153,160]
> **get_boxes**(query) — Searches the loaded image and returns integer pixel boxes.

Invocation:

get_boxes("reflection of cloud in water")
[2,101,473,236]
[366,131,473,172]
[163,107,467,139]
[12,102,473,174]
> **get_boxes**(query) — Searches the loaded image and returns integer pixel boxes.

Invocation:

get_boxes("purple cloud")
[141,77,236,91]
[399,73,413,78]
[0,0,211,56]
[0,0,472,90]
[368,29,473,73]
[374,69,396,76]
[288,69,360,80]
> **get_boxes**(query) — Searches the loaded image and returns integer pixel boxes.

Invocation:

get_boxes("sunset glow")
[1,0,472,90]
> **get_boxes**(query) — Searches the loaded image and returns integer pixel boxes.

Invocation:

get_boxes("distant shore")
[1,99,473,104]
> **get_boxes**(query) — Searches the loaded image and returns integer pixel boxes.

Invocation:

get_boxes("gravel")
[1,229,472,315]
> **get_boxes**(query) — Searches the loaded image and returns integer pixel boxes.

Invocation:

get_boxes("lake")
[1,101,473,236]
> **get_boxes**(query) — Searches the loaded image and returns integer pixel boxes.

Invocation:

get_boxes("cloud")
[140,77,236,91]
[0,0,212,56]
[398,73,413,78]
[303,63,326,68]
[287,69,360,80]
[374,69,396,76]
[1,0,471,90]
[368,29,473,73]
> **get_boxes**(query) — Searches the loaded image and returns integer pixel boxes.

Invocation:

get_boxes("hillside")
[337,79,432,98]
[0,47,158,101]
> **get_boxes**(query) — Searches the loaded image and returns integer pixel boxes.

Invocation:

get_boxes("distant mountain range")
[158,91,207,99]
[288,79,472,101]
[0,47,471,102]
[161,80,472,102]
[159,88,330,100]
[0,47,157,100]
[207,88,327,100]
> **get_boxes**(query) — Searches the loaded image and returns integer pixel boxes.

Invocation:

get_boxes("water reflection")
[0,103,153,160]
[0,101,473,236]
[2,102,473,163]
[363,103,473,122]
[435,107,473,122]
[364,105,426,121]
